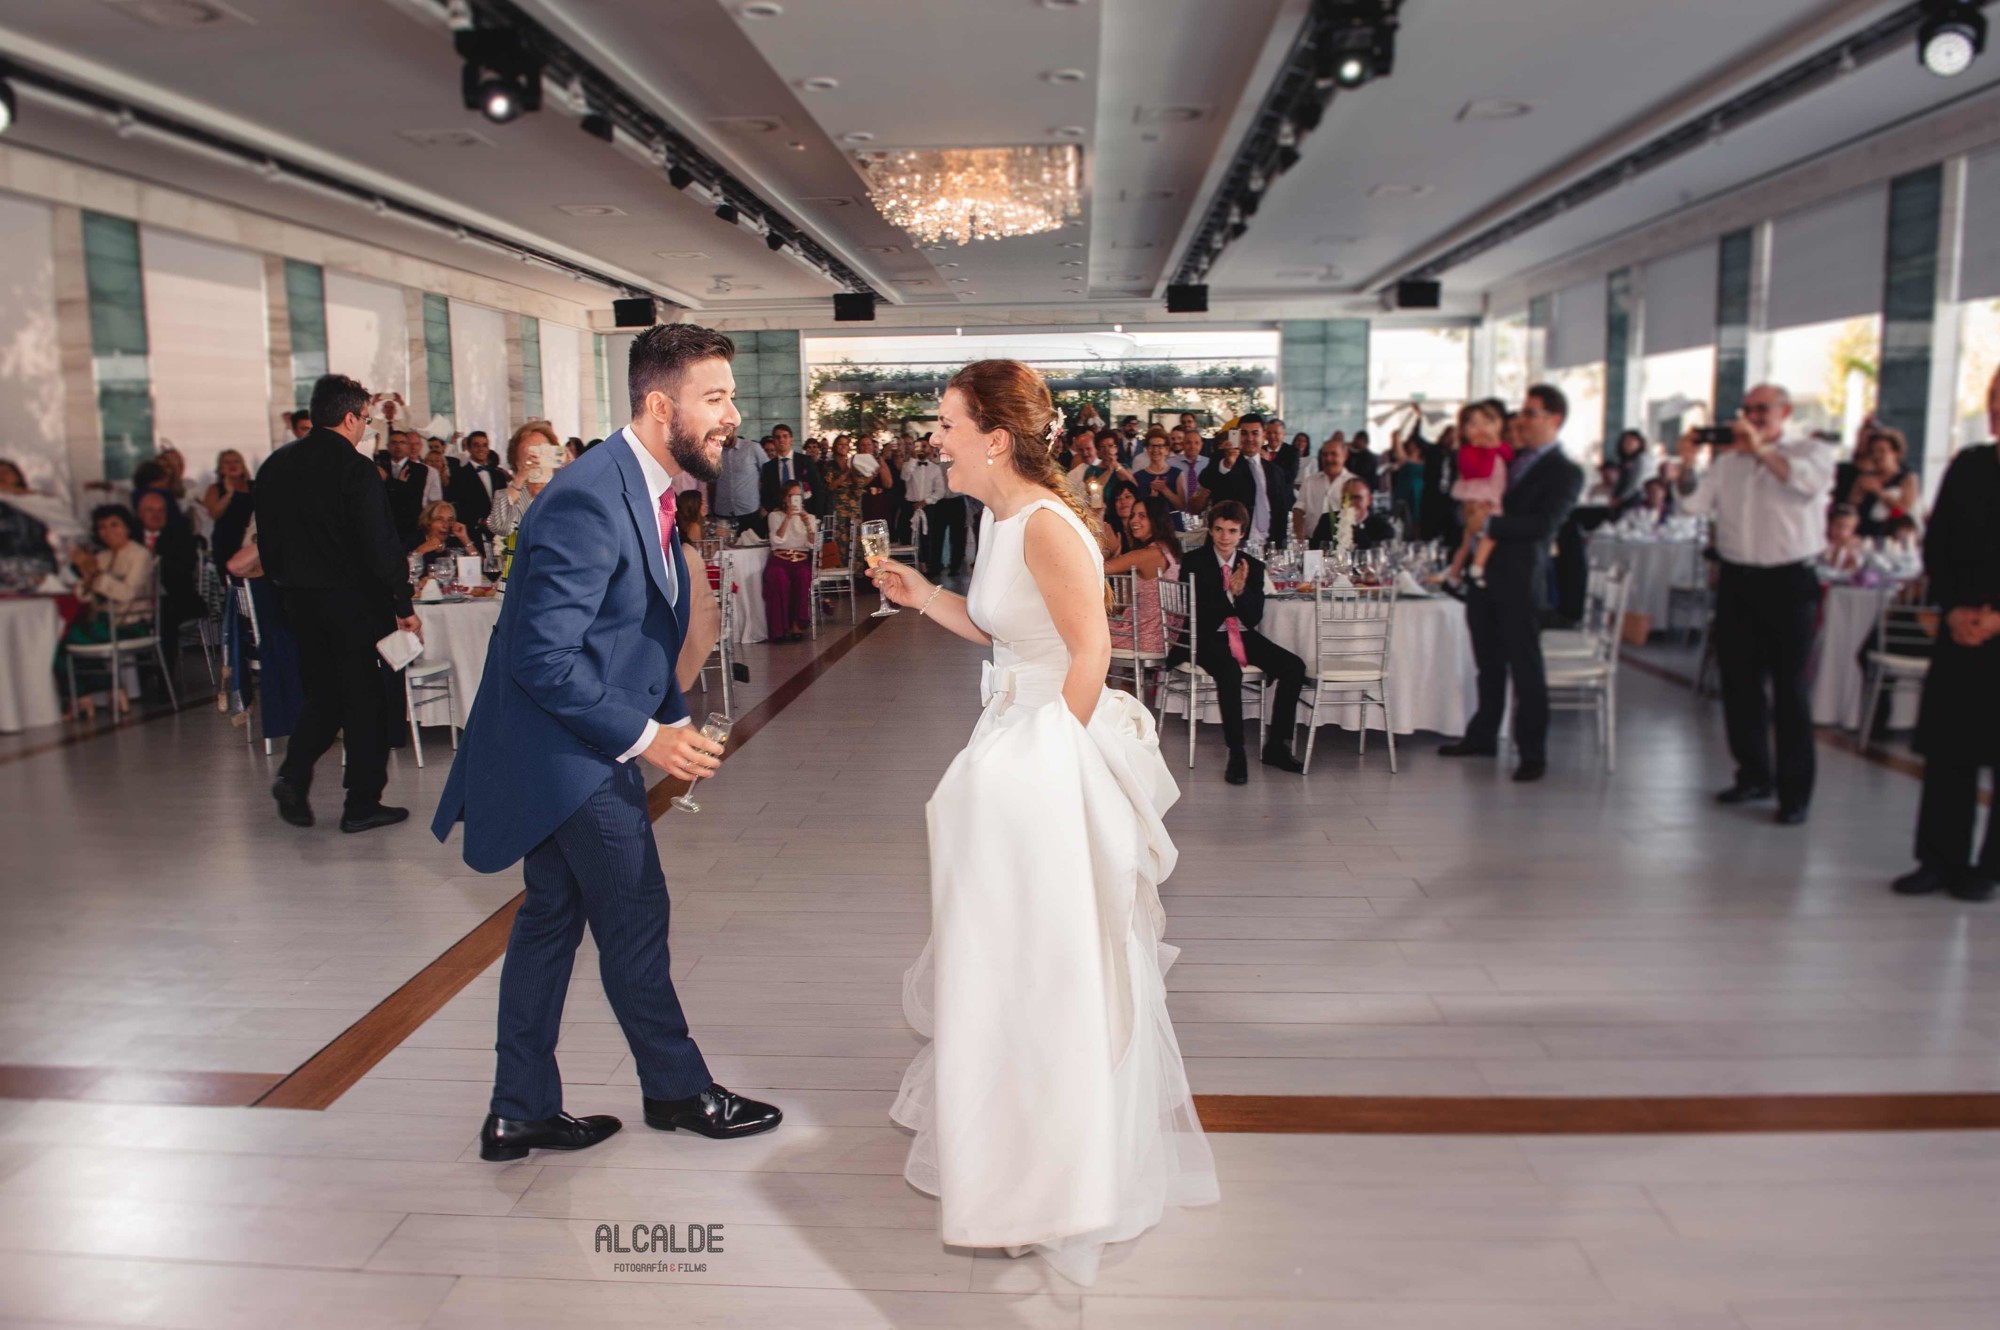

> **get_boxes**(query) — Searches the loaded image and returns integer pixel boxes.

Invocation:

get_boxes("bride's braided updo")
[945,359,1097,532]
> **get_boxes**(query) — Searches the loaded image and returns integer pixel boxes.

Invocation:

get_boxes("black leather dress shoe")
[1892,865,1953,896]
[1261,745,1305,774]
[1437,740,1497,757]
[1948,872,1997,903]
[1224,748,1249,785]
[643,1084,782,1139]
[479,1111,621,1161]
[1774,805,1809,826]
[340,804,409,834]
[271,777,313,828]
[1714,783,1773,805]
[1512,760,1547,783]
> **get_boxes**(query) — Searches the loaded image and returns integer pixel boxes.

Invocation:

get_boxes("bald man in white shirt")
[1677,382,1834,825]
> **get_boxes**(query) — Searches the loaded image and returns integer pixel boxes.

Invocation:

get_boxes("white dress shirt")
[1676,434,1834,567]
[904,460,948,505]
[615,426,688,763]
[1293,467,1356,537]
[393,458,445,505]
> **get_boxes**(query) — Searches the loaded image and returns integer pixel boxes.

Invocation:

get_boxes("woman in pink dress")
[1107,495,1184,658]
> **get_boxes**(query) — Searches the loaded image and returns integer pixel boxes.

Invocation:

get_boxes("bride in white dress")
[868,359,1218,1287]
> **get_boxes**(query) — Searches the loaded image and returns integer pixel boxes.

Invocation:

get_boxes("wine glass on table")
[670,712,734,814]
[861,519,898,617]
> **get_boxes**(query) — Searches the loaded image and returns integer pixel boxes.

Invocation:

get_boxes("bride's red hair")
[947,359,1098,532]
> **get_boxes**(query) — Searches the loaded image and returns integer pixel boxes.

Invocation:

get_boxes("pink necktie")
[1221,557,1249,666]
[657,491,678,589]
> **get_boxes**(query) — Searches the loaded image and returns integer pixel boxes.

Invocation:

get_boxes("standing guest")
[1345,430,1380,490]
[763,480,817,641]
[1388,432,1427,529]
[381,431,441,545]
[445,431,510,544]
[1116,415,1144,464]
[1439,385,1585,782]
[58,504,155,721]
[490,422,569,582]
[202,448,256,566]
[904,438,950,576]
[1293,438,1358,547]
[1065,433,1106,510]
[865,438,901,533]
[282,408,312,442]
[758,424,823,519]
[919,446,969,580]
[1175,501,1307,785]
[1893,368,2000,902]
[1196,430,1261,543]
[1836,426,1922,538]
[1675,383,1834,824]
[255,374,420,833]
[713,430,764,538]
[674,489,706,548]
[823,434,867,566]
[1071,400,1106,434]
[155,445,190,501]
[1610,429,1653,505]
[134,490,199,650]
[1265,423,1301,546]
[1166,427,1207,512]
[1419,423,1462,546]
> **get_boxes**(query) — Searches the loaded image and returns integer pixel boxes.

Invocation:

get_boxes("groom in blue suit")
[434,324,783,1161]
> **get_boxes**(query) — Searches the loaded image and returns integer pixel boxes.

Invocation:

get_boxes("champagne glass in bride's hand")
[670,712,733,814]
[861,519,898,617]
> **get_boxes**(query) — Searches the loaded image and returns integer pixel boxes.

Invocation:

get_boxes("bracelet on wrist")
[918,585,946,617]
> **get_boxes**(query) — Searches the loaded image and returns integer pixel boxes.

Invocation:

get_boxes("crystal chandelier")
[858,145,1082,246]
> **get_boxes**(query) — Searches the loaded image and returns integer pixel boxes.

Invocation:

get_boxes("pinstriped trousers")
[491,760,713,1120]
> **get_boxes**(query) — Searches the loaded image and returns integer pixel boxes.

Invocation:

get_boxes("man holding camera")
[1676,383,1833,825]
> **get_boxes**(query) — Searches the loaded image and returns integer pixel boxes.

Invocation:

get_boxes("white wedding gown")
[890,496,1219,1287]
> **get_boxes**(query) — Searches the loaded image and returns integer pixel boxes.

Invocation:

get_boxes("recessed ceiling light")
[898,278,933,286]
[1060,260,1083,266]
[841,131,876,143]
[655,250,709,260]
[799,76,839,91]
[950,277,971,283]
[802,196,856,208]
[958,290,979,297]
[786,141,807,151]
[738,1,783,17]
[1043,68,1088,85]
[399,129,495,150]
[1060,241,1084,248]
[1040,0,1088,9]
[103,0,246,28]
[1115,274,1143,282]
[556,204,626,217]
[862,244,902,254]
[1369,183,1433,198]
[1457,98,1536,122]
[709,116,784,135]
[1052,126,1086,138]
[937,261,960,268]
[1111,240,1156,249]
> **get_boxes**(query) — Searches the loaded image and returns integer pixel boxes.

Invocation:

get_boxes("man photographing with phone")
[1675,383,1833,826]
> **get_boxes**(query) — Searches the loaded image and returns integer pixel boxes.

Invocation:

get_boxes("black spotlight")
[666,163,695,191]
[765,231,788,251]
[833,292,876,322]
[579,112,614,143]
[457,29,541,125]
[1165,283,1208,314]
[1917,1,1987,77]
[1319,2,1397,90]
[0,77,14,136]
[714,202,740,225]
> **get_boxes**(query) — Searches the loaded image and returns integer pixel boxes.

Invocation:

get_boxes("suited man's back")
[255,429,410,608]
[1484,447,1586,603]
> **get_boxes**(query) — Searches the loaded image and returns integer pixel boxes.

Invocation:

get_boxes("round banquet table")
[1160,593,1477,736]
[0,597,64,733]
[1810,583,1919,730]
[1589,536,1706,626]
[719,546,771,646]
[410,596,501,730]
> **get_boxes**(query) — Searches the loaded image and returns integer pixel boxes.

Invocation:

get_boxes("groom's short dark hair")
[628,324,735,417]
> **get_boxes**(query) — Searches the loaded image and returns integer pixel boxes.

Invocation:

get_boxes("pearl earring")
[987,455,995,466]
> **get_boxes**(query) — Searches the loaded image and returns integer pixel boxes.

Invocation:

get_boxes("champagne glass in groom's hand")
[671,713,734,814]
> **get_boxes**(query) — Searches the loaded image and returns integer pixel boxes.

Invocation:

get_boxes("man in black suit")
[758,425,825,518]
[255,374,420,833]
[445,430,510,546]
[1175,501,1308,785]
[1439,384,1586,782]
[1264,416,1302,548]
[379,430,437,546]
[1197,430,1268,541]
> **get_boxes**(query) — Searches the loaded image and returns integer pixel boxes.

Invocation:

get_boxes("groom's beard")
[669,420,726,483]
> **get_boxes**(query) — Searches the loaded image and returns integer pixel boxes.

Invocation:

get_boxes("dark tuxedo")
[1197,455,1265,532]
[759,453,827,517]
[1176,542,1306,754]
[1266,444,1302,545]
[254,427,413,812]
[446,459,511,541]
[1459,443,1585,765]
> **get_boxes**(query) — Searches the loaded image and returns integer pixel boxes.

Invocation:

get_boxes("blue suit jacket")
[432,433,691,873]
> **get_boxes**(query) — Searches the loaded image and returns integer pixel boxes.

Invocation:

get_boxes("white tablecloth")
[720,546,770,646]
[411,597,501,729]
[1810,583,1919,729]
[0,598,63,733]
[1163,594,1477,736]
[1591,537,1705,625]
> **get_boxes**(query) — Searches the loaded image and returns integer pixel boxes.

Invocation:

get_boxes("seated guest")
[60,504,155,721]
[1820,503,1865,574]
[1066,433,1106,511]
[1609,429,1654,506]
[1340,477,1399,551]
[201,449,257,566]
[1618,476,1676,531]
[1292,437,1357,547]
[1172,500,1307,785]
[763,480,818,642]
[1584,463,1621,507]
[675,488,706,547]
[1099,484,1139,555]
[134,490,198,648]
[406,500,474,557]
[1836,425,1922,538]
[1105,495,1184,660]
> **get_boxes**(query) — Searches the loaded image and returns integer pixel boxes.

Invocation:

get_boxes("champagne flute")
[861,519,898,617]
[670,712,733,814]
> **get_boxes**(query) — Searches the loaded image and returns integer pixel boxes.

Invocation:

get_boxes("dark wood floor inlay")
[1192,1093,2000,1134]
[252,616,888,1111]
[0,1065,284,1107]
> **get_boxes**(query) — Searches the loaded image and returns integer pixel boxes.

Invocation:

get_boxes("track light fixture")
[714,202,739,225]
[1318,1,1397,90]
[579,111,614,142]
[1917,0,1987,76]
[666,163,695,191]
[457,27,542,125]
